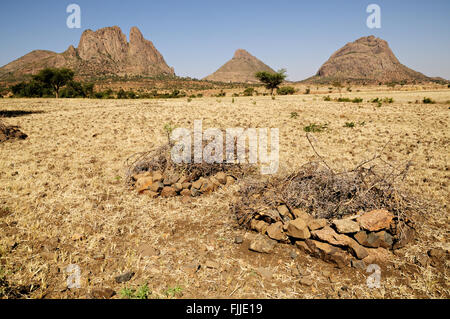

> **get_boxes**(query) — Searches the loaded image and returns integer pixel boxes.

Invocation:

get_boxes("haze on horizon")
[0,0,449,81]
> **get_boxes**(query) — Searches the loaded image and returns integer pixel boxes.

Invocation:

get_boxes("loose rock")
[249,235,276,253]
[357,209,394,232]
[115,271,134,283]
[308,218,327,231]
[299,276,314,286]
[333,219,360,234]
[161,186,177,197]
[90,288,115,299]
[286,219,311,239]
[266,221,286,241]
[305,239,351,268]
[257,267,273,280]
[277,205,290,217]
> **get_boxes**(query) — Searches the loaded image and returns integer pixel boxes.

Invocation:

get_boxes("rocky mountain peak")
[204,49,275,83]
[233,49,253,59]
[310,35,429,84]
[0,26,174,80]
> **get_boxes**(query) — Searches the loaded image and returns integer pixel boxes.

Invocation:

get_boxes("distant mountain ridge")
[305,35,433,84]
[204,49,275,83]
[0,26,174,81]
[1,32,445,84]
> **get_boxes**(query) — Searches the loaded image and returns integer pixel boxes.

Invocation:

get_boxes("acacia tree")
[33,68,74,98]
[255,69,287,95]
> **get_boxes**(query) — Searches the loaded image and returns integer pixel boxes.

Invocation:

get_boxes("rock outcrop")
[0,26,174,80]
[204,49,275,83]
[306,35,431,84]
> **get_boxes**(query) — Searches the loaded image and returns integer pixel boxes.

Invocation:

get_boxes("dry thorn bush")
[125,134,258,185]
[232,134,421,230]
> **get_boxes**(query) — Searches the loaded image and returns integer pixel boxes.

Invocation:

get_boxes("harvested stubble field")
[0,88,449,299]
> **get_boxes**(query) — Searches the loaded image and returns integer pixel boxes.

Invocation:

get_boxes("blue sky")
[1,0,449,80]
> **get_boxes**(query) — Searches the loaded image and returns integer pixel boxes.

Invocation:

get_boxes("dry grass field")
[0,88,449,299]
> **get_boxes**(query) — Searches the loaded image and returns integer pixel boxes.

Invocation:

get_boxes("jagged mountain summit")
[0,26,174,81]
[204,49,275,83]
[305,35,431,84]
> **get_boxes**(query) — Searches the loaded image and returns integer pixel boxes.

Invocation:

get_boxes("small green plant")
[163,123,176,145]
[323,95,331,101]
[383,97,394,103]
[351,98,363,103]
[165,285,183,298]
[304,88,310,94]
[290,112,299,119]
[187,98,192,102]
[344,122,355,128]
[135,284,151,299]
[303,123,328,133]
[337,97,351,102]
[252,101,256,105]
[120,284,151,299]
[423,97,436,104]
[271,96,275,100]
[232,98,235,103]
[120,287,135,299]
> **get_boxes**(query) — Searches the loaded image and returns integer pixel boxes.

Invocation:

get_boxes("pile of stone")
[244,206,415,268]
[132,170,236,199]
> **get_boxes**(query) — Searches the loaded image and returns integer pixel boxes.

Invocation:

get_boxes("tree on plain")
[255,69,287,96]
[33,68,75,98]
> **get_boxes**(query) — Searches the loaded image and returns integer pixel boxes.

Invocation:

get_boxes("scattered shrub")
[303,123,328,133]
[423,97,435,104]
[242,87,255,96]
[344,122,355,128]
[277,86,295,95]
[117,89,128,99]
[215,90,226,97]
[11,80,53,98]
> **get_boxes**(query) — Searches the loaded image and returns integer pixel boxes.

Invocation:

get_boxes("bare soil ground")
[0,88,448,299]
